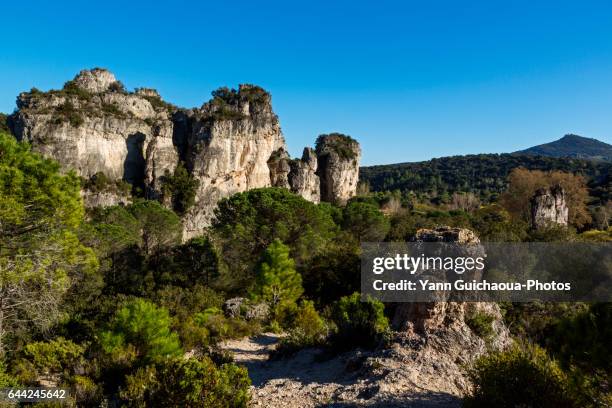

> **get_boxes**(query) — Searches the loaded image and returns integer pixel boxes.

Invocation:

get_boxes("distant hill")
[514,134,612,161]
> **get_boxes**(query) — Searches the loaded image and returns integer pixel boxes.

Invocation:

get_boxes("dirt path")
[220,334,462,408]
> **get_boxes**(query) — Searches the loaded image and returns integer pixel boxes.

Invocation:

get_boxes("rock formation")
[288,147,320,202]
[9,68,177,205]
[390,227,511,395]
[530,185,569,229]
[180,84,288,238]
[8,69,361,238]
[316,133,361,205]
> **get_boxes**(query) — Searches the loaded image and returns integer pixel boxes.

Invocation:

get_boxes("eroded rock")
[288,147,320,202]
[530,185,569,229]
[315,133,361,205]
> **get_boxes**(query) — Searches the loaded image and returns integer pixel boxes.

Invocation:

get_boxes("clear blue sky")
[2,0,612,165]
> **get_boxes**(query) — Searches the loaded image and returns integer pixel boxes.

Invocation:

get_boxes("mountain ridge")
[513,134,612,161]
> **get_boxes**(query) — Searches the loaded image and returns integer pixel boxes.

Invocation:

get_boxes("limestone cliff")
[9,68,178,207]
[181,85,287,239]
[315,133,361,205]
[9,69,362,238]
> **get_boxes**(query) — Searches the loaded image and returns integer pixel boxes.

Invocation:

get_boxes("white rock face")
[73,68,118,93]
[182,87,286,238]
[9,70,363,240]
[289,147,320,202]
[316,134,361,205]
[11,70,177,188]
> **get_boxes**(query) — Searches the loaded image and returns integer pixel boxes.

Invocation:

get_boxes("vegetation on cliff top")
[316,132,359,160]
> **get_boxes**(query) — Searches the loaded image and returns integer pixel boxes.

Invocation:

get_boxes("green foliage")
[207,85,269,121]
[128,200,182,255]
[465,311,495,340]
[108,80,126,93]
[153,237,222,287]
[517,134,612,161]
[84,171,131,195]
[315,133,358,160]
[549,303,611,373]
[0,360,18,387]
[161,162,199,215]
[465,343,581,408]
[61,80,93,100]
[342,201,390,241]
[120,356,250,408]
[250,239,303,311]
[212,188,338,291]
[0,113,10,134]
[360,153,611,206]
[100,298,182,365]
[22,338,85,375]
[330,292,388,349]
[52,100,85,127]
[273,300,327,358]
[0,133,97,354]
[101,102,128,118]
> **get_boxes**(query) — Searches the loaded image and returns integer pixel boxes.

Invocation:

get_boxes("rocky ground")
[221,333,463,408]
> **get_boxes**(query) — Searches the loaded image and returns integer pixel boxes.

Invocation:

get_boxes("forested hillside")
[360,153,611,204]
[515,134,612,161]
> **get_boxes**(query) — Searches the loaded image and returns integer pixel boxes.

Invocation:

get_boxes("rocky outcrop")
[288,147,320,202]
[315,133,361,205]
[393,227,510,346]
[181,85,287,238]
[530,185,569,229]
[72,68,120,93]
[9,69,362,239]
[10,68,177,187]
[268,148,291,189]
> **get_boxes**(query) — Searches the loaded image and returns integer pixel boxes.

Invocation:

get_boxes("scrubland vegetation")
[0,131,610,406]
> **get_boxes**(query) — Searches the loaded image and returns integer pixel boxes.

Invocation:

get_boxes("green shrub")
[466,311,495,340]
[465,343,580,408]
[0,360,18,387]
[61,80,92,100]
[101,102,127,118]
[161,162,199,215]
[108,80,126,93]
[53,100,85,127]
[0,113,10,134]
[99,298,182,365]
[22,338,85,375]
[120,356,250,407]
[329,292,388,349]
[273,300,327,358]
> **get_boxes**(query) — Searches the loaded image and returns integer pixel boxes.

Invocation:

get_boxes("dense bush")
[465,343,580,408]
[99,298,182,366]
[329,292,389,349]
[0,113,10,134]
[273,300,328,358]
[120,356,250,408]
[212,188,338,291]
[465,311,495,340]
[161,162,199,215]
[342,201,390,241]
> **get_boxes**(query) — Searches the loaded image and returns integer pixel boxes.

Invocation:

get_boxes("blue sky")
[1,0,612,165]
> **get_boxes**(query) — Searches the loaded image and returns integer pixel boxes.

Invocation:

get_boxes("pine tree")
[250,239,303,308]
